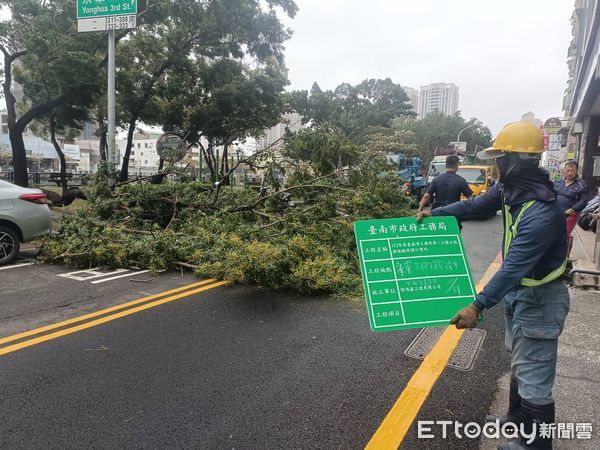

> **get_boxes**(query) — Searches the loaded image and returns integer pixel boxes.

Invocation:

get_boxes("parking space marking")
[91,270,151,284]
[0,262,35,271]
[57,268,130,281]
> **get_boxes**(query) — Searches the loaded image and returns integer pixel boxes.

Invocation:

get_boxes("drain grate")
[404,327,487,371]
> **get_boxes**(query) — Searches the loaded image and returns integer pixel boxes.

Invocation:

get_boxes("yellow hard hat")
[477,122,545,160]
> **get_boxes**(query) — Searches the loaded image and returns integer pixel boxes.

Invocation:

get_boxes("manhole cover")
[404,327,486,371]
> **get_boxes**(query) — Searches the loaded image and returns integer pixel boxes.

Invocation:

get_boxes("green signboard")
[354,216,476,332]
[77,0,137,19]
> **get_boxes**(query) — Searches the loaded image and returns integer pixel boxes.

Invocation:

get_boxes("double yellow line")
[0,278,227,357]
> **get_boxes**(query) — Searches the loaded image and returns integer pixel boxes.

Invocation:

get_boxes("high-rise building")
[418,83,459,119]
[401,86,419,114]
[0,110,9,135]
[520,111,543,129]
[255,112,303,151]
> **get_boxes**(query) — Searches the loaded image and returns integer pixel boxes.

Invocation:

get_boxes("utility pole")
[108,30,117,167]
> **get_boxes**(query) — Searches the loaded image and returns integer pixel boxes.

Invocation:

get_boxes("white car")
[0,180,52,264]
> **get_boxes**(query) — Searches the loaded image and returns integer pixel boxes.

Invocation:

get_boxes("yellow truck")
[457,165,496,197]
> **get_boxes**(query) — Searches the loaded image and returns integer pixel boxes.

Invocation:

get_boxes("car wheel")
[0,226,20,265]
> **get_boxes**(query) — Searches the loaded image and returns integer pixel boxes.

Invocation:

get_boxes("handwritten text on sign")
[354,217,476,332]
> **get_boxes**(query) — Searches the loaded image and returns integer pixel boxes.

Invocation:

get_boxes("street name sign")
[77,0,137,18]
[77,0,137,32]
[354,216,477,332]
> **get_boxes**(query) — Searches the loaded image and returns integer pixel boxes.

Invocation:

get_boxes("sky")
[1,2,573,136]
[279,0,574,134]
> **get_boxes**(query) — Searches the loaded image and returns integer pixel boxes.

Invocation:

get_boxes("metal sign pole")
[107,30,117,167]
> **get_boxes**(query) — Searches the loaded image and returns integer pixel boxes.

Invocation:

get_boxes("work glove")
[450,304,480,329]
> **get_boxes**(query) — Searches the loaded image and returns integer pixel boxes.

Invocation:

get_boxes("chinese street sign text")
[354,217,476,332]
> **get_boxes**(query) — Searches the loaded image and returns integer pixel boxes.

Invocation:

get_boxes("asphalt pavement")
[0,216,506,449]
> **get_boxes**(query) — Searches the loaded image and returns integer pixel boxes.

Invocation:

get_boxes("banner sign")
[63,144,81,161]
[354,217,476,332]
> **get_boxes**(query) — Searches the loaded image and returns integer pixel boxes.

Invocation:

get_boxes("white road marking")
[91,270,151,284]
[57,268,130,281]
[0,262,35,271]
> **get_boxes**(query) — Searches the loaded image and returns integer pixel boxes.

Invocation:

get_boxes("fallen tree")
[40,152,412,296]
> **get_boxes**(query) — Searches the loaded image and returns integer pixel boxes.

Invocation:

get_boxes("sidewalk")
[481,227,600,449]
[571,225,598,267]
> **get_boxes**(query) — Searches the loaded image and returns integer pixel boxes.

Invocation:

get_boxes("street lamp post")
[456,124,477,148]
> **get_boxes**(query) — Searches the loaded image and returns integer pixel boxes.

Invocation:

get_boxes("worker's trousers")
[504,280,570,405]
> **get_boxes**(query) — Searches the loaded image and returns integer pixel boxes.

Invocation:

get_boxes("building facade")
[418,83,459,119]
[564,0,600,196]
[564,0,600,268]
[401,86,420,115]
[255,112,303,151]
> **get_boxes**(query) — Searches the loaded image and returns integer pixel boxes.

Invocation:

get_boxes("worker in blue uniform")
[418,122,569,450]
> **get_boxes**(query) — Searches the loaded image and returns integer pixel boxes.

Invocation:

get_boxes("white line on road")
[57,268,129,281]
[91,270,151,284]
[0,262,35,271]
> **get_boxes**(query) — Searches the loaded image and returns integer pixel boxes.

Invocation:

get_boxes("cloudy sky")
[280,0,574,134]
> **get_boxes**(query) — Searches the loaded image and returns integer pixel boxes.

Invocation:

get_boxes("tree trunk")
[119,117,137,182]
[3,50,28,187]
[158,158,164,172]
[2,48,74,187]
[8,129,28,187]
[205,139,216,181]
[99,130,107,161]
[95,106,108,161]
[221,142,230,185]
[49,114,68,195]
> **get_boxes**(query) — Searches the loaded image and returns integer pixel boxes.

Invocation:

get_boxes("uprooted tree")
[40,141,413,295]
[40,73,419,295]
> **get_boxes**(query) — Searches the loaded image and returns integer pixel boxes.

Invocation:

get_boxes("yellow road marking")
[0,279,217,346]
[365,260,502,450]
[0,280,227,356]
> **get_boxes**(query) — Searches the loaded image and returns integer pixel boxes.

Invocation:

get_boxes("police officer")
[418,122,569,450]
[418,155,473,211]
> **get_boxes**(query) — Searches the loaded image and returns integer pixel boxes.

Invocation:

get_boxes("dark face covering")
[496,154,556,204]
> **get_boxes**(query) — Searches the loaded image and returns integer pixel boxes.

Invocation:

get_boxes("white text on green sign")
[354,217,476,332]
[78,0,137,19]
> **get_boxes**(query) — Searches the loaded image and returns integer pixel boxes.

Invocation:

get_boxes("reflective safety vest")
[503,200,567,287]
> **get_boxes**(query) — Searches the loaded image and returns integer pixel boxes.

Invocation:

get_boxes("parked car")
[0,180,52,264]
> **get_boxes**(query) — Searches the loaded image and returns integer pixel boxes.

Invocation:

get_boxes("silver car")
[0,180,52,264]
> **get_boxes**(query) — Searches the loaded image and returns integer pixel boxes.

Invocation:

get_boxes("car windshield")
[428,162,446,176]
[457,168,487,184]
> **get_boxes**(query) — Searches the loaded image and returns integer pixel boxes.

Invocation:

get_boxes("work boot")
[497,399,555,450]
[486,377,521,426]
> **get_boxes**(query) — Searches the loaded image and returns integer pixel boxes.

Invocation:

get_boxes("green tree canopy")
[394,112,493,163]
[290,78,414,143]
[115,0,297,182]
[158,57,289,183]
[0,0,103,186]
